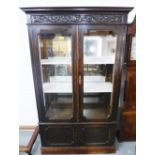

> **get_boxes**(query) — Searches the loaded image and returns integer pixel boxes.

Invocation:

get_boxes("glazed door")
[30,25,78,122]
[78,25,126,121]
[30,24,126,122]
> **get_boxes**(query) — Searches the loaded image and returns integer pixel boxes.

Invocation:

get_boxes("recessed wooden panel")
[40,125,75,146]
[80,125,116,146]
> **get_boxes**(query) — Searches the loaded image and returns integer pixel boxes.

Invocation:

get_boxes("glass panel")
[130,36,136,60]
[83,30,117,119]
[39,32,73,120]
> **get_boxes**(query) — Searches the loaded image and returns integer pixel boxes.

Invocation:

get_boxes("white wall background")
[19,0,136,125]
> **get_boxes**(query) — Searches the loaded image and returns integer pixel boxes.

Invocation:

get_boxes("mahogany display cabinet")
[21,7,133,154]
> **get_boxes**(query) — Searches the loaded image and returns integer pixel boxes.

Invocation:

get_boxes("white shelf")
[43,83,72,93]
[49,76,105,83]
[41,57,71,65]
[84,82,112,93]
[84,56,115,64]
[43,76,112,93]
[41,55,115,65]
[50,76,72,82]
[43,82,112,93]
[84,76,106,82]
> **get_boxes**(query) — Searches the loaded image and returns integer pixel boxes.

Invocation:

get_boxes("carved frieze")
[31,14,125,24]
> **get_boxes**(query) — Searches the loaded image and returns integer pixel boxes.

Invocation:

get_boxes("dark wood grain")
[119,111,136,141]
[118,17,136,141]
[21,7,133,13]
[127,17,136,65]
[41,145,115,154]
[124,66,136,111]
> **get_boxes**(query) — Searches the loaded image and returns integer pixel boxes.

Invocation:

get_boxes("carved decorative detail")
[31,14,125,24]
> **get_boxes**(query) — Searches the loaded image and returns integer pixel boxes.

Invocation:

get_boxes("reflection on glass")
[39,32,73,120]
[40,34,71,59]
[83,31,117,119]
[130,36,136,60]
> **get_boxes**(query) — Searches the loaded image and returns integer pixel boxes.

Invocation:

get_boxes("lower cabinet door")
[79,124,116,146]
[40,124,116,147]
[40,125,76,146]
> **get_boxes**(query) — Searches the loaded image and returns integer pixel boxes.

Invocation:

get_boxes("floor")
[19,132,136,155]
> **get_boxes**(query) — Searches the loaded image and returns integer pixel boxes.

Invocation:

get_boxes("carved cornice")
[31,14,125,24]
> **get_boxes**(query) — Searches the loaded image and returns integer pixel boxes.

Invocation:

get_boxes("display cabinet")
[22,7,132,154]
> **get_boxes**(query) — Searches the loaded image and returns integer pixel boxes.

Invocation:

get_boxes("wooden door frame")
[78,24,127,122]
[28,25,78,122]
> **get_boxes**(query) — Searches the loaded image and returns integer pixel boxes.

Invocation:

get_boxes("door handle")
[79,75,82,85]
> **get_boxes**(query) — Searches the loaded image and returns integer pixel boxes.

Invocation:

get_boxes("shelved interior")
[82,31,117,119]
[39,30,117,120]
[83,64,113,119]
[41,56,115,65]
[42,65,113,93]
[83,93,111,119]
[45,93,73,120]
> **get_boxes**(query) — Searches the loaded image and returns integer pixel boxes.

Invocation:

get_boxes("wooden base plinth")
[41,145,115,154]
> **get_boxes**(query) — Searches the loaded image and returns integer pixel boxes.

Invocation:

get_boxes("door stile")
[73,25,80,122]
[78,25,85,122]
[28,26,46,121]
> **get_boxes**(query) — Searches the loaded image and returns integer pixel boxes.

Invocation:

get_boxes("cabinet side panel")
[27,26,46,121]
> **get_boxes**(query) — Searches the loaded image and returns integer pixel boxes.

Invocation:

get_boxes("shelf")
[41,55,115,65]
[84,56,115,64]
[49,76,72,82]
[49,76,105,83]
[83,107,110,119]
[41,57,71,65]
[43,76,112,93]
[43,82,112,93]
[84,82,112,93]
[43,83,72,93]
[46,105,73,120]
[45,104,110,120]
[84,76,106,82]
